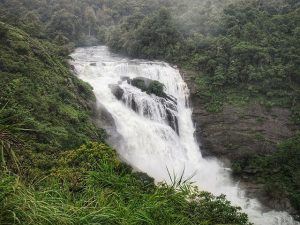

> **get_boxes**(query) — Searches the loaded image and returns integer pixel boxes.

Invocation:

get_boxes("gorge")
[70,46,299,225]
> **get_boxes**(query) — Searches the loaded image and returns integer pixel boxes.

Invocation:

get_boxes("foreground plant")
[0,142,251,225]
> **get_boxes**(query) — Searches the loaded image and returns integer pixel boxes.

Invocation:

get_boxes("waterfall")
[70,46,299,225]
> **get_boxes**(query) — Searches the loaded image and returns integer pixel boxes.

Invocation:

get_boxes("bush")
[0,22,104,158]
[233,133,300,214]
[131,78,147,92]
[131,78,166,98]
[147,80,166,97]
[0,142,251,225]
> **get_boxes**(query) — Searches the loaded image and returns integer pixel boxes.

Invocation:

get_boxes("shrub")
[147,80,166,97]
[131,78,147,91]
[0,142,251,225]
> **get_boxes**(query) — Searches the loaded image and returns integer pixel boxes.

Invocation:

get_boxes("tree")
[84,6,97,36]
[47,10,80,40]
[133,8,180,58]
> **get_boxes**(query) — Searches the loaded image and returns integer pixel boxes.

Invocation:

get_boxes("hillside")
[0,0,299,223]
[0,12,251,225]
[106,0,300,217]
[0,21,105,175]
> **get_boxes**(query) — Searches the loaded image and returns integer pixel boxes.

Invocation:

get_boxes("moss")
[131,78,166,98]
[147,80,166,97]
[131,78,148,92]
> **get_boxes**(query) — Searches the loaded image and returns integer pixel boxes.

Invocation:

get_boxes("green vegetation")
[131,78,148,92]
[0,1,256,224]
[131,78,166,97]
[107,8,180,59]
[232,133,300,213]
[0,142,251,225]
[0,22,104,175]
[103,0,300,215]
[1,0,300,222]
[0,0,166,46]
[106,1,300,118]
[189,1,300,117]
[147,80,166,97]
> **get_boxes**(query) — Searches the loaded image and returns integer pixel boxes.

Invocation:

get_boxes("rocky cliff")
[182,69,299,217]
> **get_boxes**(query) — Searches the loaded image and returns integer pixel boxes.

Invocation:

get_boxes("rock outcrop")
[182,70,297,159]
[181,69,299,215]
[110,84,124,100]
[110,79,179,134]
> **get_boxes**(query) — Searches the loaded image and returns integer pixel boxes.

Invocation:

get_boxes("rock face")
[182,70,297,159]
[110,80,179,134]
[110,84,124,100]
[130,77,153,87]
[161,97,179,134]
[193,101,294,159]
[130,77,166,98]
[181,69,299,214]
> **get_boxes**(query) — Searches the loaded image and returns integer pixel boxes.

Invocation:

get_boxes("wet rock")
[93,102,125,159]
[121,76,130,82]
[166,108,179,135]
[162,94,177,106]
[181,69,296,159]
[94,102,116,130]
[181,68,299,218]
[110,80,179,134]
[70,64,75,71]
[128,77,167,98]
[161,97,177,111]
[110,85,124,100]
[130,77,153,87]
[131,96,138,112]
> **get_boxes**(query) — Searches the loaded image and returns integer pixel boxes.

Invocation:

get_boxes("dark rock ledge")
[110,78,179,134]
[181,69,299,217]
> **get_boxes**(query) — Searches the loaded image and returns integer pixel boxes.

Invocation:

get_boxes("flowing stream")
[70,46,299,225]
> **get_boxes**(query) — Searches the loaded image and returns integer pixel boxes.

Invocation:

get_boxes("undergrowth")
[0,142,251,225]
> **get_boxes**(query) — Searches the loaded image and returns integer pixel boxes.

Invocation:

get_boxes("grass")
[0,142,251,225]
[0,22,106,179]
[0,19,252,225]
[0,22,105,155]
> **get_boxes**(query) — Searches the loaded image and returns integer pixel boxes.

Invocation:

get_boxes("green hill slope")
[0,22,104,174]
[0,21,251,225]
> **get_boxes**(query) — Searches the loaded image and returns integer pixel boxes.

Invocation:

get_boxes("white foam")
[70,46,299,225]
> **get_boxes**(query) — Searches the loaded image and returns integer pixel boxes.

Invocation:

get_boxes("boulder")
[110,85,124,100]
[166,108,179,135]
[111,78,179,134]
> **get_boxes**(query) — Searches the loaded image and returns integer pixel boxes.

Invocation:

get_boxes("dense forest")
[0,0,299,223]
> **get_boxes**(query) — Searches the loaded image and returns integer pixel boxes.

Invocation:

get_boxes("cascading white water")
[70,46,299,225]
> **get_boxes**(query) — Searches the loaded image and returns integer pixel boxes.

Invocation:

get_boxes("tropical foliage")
[0,22,105,176]
[0,142,251,225]
[0,0,299,221]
